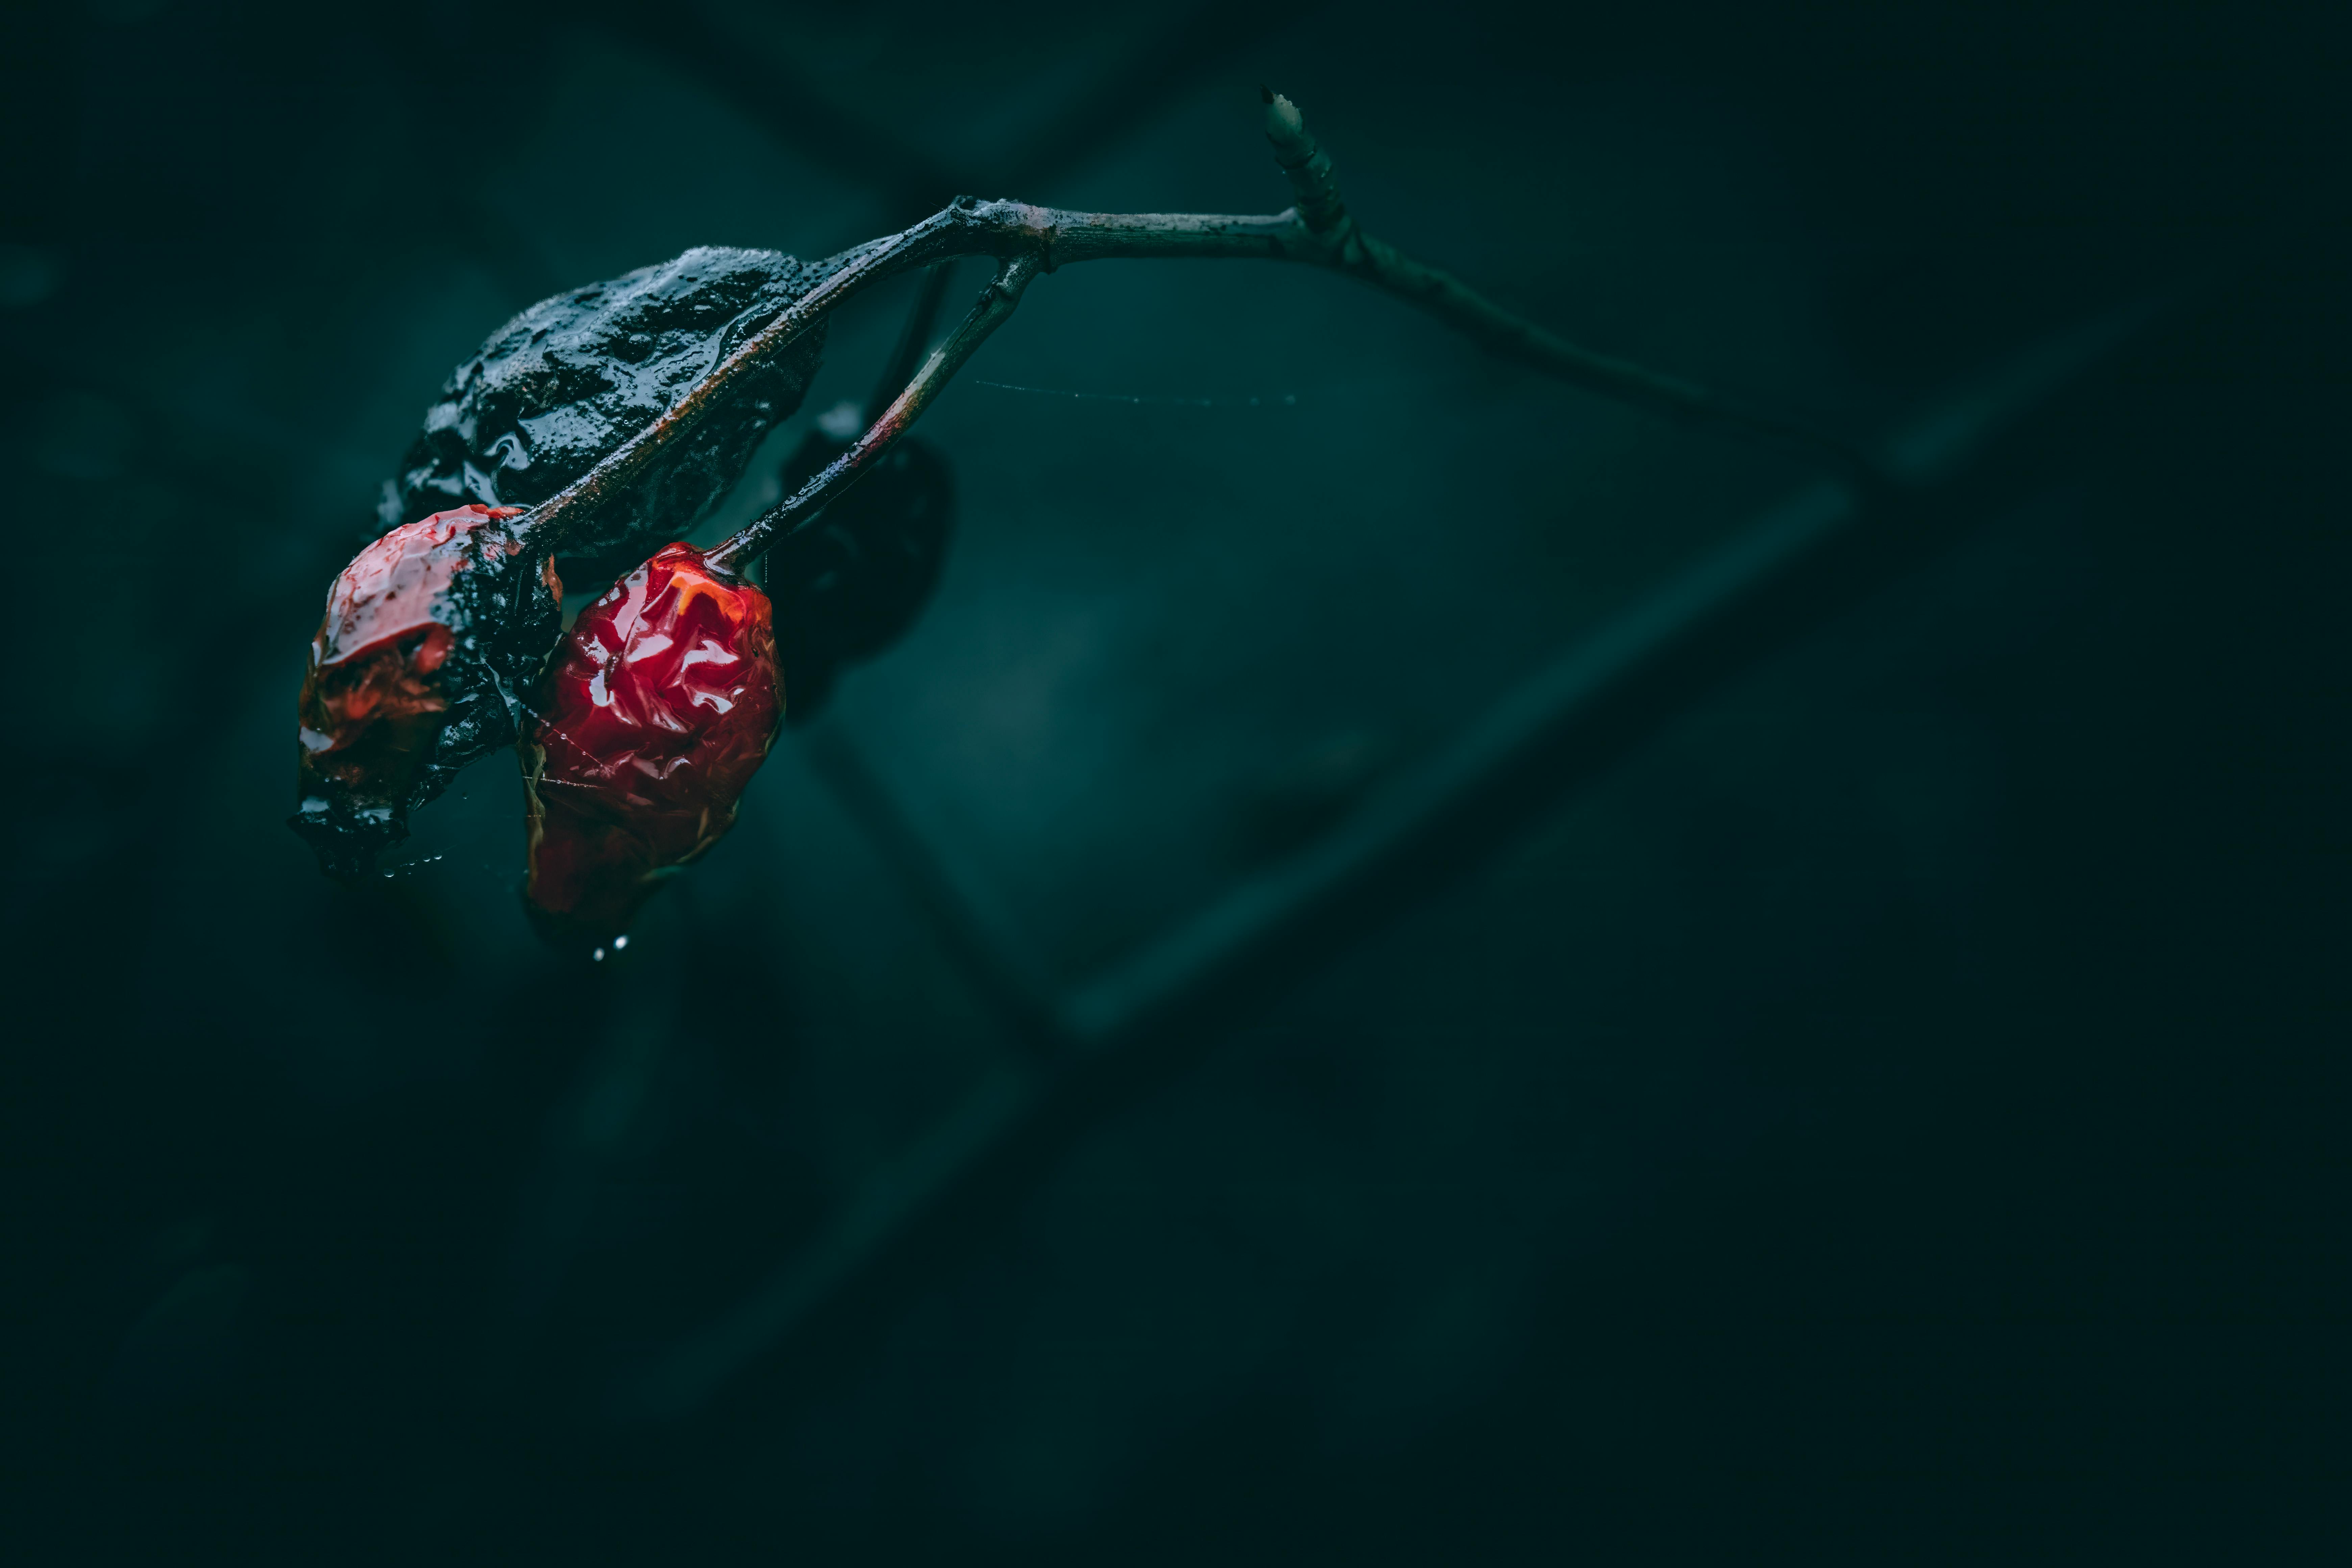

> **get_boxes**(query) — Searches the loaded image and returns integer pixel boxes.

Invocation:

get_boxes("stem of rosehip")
[867,262,958,420]
[704,252,1043,578]
[514,213,965,558]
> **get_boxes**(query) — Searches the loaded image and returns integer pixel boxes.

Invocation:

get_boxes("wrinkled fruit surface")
[522,543,783,945]
[293,505,560,881]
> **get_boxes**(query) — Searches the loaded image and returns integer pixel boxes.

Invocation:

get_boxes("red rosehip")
[293,504,559,880]
[521,542,784,944]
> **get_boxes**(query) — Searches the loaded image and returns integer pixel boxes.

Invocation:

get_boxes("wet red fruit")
[522,542,784,944]
[293,504,557,880]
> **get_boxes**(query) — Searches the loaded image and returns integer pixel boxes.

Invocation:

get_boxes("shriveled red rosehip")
[293,504,562,881]
[520,542,783,944]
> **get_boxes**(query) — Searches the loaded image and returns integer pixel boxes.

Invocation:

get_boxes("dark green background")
[1,0,2347,1560]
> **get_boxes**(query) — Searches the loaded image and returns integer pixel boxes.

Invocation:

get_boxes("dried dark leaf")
[387,246,832,579]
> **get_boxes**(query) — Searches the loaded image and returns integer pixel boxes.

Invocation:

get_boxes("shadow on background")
[1,1,2347,1562]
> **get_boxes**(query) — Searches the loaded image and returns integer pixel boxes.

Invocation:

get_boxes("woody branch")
[519,91,1877,563]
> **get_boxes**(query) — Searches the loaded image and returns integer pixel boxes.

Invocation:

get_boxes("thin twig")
[1258,90,1877,476]
[519,93,1878,557]
[513,214,962,556]
[865,262,958,419]
[704,254,1044,577]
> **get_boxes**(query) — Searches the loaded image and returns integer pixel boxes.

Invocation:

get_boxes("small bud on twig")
[1261,89,1355,249]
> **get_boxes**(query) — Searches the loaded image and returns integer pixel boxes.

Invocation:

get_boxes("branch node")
[704,253,1042,577]
[1261,90,1357,254]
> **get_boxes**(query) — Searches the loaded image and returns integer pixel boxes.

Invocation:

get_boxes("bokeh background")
[2,1,2348,1561]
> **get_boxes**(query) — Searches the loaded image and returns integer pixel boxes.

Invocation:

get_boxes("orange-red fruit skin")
[298,505,525,751]
[293,504,542,879]
[522,543,783,942]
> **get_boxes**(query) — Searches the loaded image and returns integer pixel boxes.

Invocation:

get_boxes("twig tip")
[1263,88,1306,147]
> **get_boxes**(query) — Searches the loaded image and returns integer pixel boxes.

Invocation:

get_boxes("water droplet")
[612,935,628,950]
[592,948,606,961]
